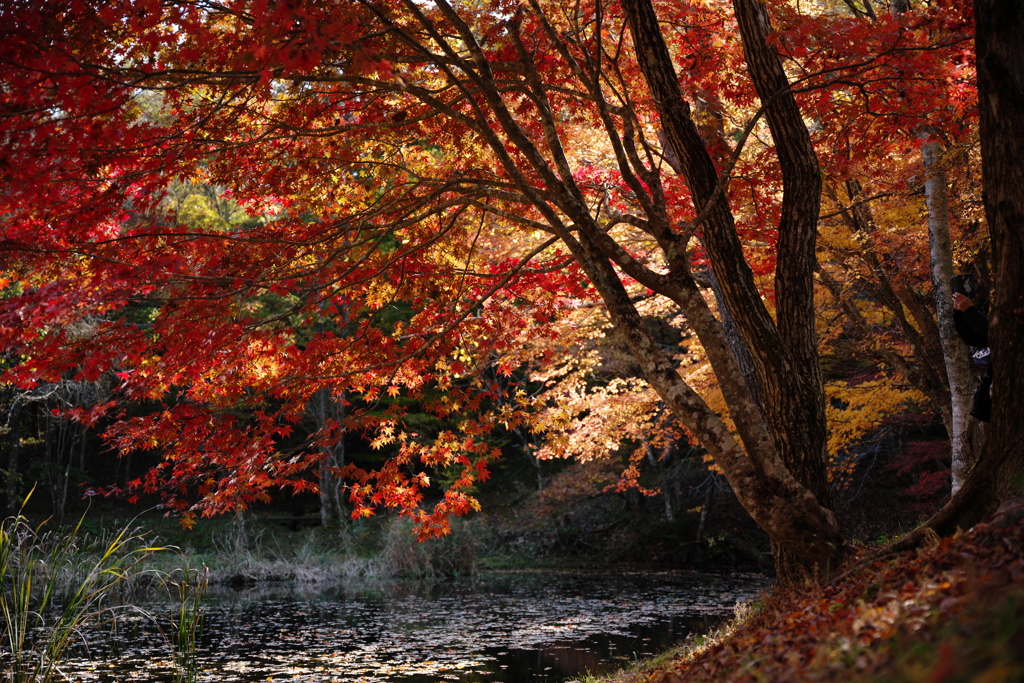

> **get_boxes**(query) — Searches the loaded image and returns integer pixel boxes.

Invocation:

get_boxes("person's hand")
[953,292,974,311]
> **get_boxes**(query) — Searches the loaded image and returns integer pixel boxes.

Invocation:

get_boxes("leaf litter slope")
[628,506,1024,683]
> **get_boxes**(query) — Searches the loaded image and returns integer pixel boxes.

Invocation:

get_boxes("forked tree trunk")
[428,0,844,579]
[616,0,843,580]
[567,234,844,580]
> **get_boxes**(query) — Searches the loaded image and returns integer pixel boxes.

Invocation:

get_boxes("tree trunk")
[567,227,844,581]
[704,264,763,413]
[3,399,23,516]
[617,0,842,580]
[821,181,955,429]
[901,0,1024,543]
[972,0,1024,501]
[644,440,680,522]
[233,507,248,552]
[920,135,976,493]
[886,0,979,497]
[310,387,346,528]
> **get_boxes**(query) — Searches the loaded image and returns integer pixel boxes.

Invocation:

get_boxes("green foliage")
[162,562,208,683]
[0,502,163,683]
[0,498,212,683]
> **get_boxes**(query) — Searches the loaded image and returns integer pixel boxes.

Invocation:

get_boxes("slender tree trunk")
[885,0,976,498]
[233,507,247,552]
[644,440,679,522]
[45,406,70,524]
[696,480,715,542]
[921,135,975,494]
[821,182,956,429]
[78,422,87,471]
[310,387,346,528]
[4,399,23,515]
[511,425,544,492]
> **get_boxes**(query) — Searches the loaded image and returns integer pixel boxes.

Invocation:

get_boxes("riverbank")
[116,504,770,586]
[584,503,1024,683]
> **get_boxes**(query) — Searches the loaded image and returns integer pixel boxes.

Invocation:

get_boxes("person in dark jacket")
[953,292,991,422]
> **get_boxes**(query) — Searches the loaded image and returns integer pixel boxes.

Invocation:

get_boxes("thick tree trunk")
[731,0,831,508]
[705,264,763,412]
[972,0,1024,500]
[617,0,841,580]
[564,227,844,581]
[622,0,832,505]
[420,0,843,579]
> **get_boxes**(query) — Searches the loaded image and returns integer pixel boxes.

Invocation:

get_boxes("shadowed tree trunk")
[898,0,1024,545]
[3,397,23,516]
[957,0,1024,512]
[309,387,347,528]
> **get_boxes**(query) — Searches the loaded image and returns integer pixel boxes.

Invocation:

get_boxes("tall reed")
[0,503,161,683]
[163,562,208,683]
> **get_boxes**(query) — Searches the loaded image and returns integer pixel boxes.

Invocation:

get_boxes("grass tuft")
[0,497,206,683]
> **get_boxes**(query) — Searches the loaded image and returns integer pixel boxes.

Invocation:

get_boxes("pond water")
[66,570,770,682]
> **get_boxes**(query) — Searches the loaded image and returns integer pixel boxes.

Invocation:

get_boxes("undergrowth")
[134,513,481,585]
[0,502,205,683]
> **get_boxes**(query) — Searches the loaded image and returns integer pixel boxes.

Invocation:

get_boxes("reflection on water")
[65,570,770,682]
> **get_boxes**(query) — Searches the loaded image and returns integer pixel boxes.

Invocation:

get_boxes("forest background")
[1,0,1022,583]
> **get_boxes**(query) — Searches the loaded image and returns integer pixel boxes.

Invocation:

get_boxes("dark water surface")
[68,570,770,682]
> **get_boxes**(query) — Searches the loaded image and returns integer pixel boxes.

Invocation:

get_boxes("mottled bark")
[920,136,975,494]
[889,0,978,496]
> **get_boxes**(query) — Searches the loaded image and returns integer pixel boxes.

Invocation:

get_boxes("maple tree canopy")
[4,0,1015,579]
